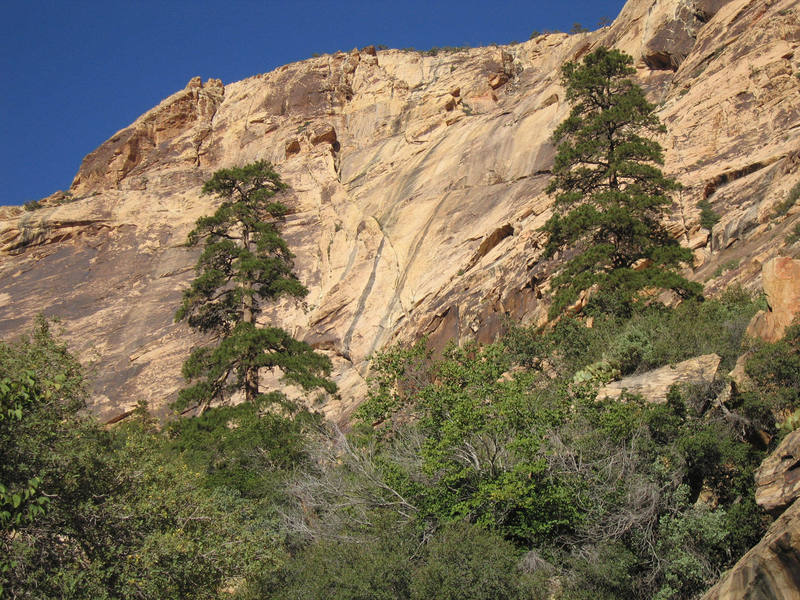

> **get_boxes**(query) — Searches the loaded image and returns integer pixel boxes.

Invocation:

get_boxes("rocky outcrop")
[0,0,799,423]
[701,498,800,600]
[70,77,225,194]
[747,257,800,343]
[756,429,800,513]
[641,0,734,70]
[597,354,721,402]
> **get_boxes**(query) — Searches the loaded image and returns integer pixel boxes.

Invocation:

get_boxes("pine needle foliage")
[543,48,701,317]
[175,161,335,412]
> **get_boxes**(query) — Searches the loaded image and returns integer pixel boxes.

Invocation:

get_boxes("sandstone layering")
[3,0,800,596]
[1,0,799,426]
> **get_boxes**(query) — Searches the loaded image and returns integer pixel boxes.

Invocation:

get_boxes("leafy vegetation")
[773,180,800,217]
[786,222,800,245]
[22,191,79,211]
[2,282,794,598]
[697,198,720,230]
[174,161,335,412]
[542,48,700,318]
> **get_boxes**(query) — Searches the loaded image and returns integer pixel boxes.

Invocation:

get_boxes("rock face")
[1,0,799,423]
[756,429,800,513]
[641,0,732,70]
[701,498,800,600]
[597,354,721,402]
[747,257,800,343]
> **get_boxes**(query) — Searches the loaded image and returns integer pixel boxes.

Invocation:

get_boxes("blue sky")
[1,0,626,205]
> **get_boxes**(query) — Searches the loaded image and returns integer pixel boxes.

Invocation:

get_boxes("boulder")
[746,257,800,343]
[308,123,337,146]
[756,429,800,513]
[597,354,721,403]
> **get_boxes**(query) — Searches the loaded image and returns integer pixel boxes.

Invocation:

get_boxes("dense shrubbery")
[1,320,293,598]
[4,288,797,599]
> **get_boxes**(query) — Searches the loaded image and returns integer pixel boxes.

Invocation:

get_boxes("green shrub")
[712,258,740,278]
[773,180,800,217]
[697,198,720,230]
[23,199,43,211]
[258,519,415,600]
[411,522,539,600]
[785,222,800,244]
[166,400,318,498]
[744,321,800,417]
[506,288,758,378]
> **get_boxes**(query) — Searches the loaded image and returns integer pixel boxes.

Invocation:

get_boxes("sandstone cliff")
[1,0,799,424]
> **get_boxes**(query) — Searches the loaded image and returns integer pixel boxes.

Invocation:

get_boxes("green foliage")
[505,288,758,378]
[0,317,86,536]
[422,45,471,56]
[529,29,562,39]
[743,320,800,421]
[785,222,800,245]
[342,287,768,599]
[1,319,291,599]
[175,161,334,411]
[356,337,433,425]
[542,48,700,318]
[773,180,800,217]
[411,522,540,600]
[253,519,544,600]
[359,341,578,544]
[697,198,720,230]
[22,192,77,212]
[166,399,319,498]
[569,23,590,34]
[255,519,415,600]
[652,491,733,600]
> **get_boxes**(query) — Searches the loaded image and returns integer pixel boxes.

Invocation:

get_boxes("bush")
[257,519,415,600]
[1,319,289,599]
[697,198,720,230]
[773,180,800,216]
[412,522,540,600]
[166,400,318,499]
[785,222,800,245]
[505,288,758,378]
[744,321,800,421]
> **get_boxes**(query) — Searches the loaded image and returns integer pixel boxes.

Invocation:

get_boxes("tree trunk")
[242,227,258,404]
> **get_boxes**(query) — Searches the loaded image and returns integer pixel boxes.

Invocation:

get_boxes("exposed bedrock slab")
[701,498,800,600]
[756,429,800,513]
[597,354,721,403]
[0,0,799,423]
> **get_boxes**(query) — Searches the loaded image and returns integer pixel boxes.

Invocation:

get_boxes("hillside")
[1,0,798,423]
[4,0,800,598]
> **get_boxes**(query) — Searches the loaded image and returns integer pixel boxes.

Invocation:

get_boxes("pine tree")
[543,48,701,318]
[175,161,335,412]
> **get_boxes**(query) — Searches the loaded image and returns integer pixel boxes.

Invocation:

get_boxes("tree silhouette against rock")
[175,161,335,412]
[542,47,701,318]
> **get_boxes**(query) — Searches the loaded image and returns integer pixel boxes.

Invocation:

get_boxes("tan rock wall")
[0,0,799,423]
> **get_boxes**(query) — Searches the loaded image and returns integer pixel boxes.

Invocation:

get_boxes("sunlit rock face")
[1,0,799,423]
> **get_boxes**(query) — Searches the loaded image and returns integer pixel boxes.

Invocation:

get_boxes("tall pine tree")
[543,48,701,318]
[175,161,335,412]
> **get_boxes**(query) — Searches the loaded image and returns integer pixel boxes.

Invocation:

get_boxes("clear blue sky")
[1,0,626,205]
